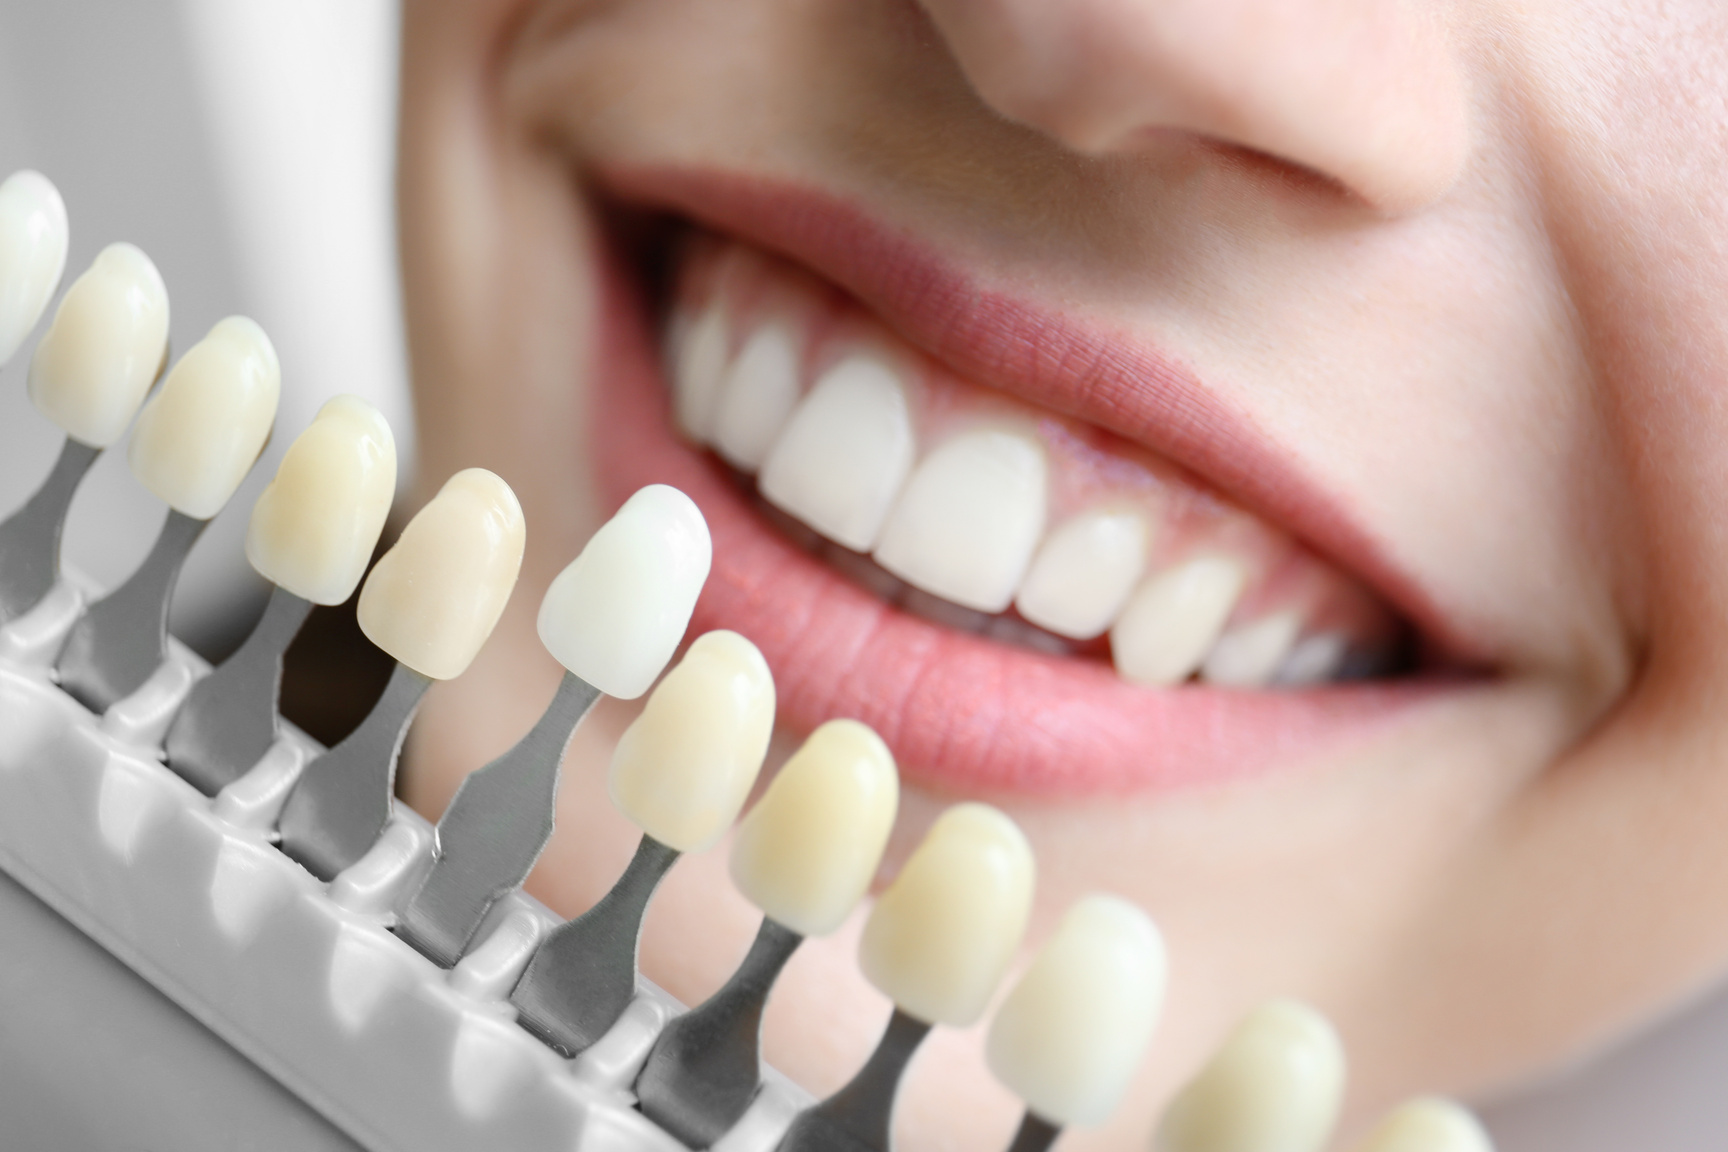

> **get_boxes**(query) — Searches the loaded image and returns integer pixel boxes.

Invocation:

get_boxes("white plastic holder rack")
[0,578,809,1152]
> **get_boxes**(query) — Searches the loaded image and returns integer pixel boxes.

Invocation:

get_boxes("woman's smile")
[589,173,1466,795]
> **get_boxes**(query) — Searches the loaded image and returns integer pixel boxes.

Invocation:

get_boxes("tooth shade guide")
[28,242,170,449]
[0,438,100,622]
[510,833,683,1057]
[276,661,435,880]
[607,629,775,853]
[245,394,397,606]
[0,169,70,365]
[857,802,1035,1028]
[164,584,315,796]
[356,467,525,681]
[396,669,603,968]
[1154,999,1346,1152]
[54,510,209,714]
[1350,1098,1494,1152]
[634,915,805,1146]
[986,895,1167,1128]
[127,316,281,520]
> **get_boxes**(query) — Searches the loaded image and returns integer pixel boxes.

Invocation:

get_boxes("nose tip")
[918,0,1471,213]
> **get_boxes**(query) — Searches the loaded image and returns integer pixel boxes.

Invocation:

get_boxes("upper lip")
[596,163,1479,667]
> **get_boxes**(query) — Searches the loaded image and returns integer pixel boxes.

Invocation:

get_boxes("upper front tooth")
[27,242,170,448]
[0,170,69,366]
[873,428,1049,614]
[608,630,776,852]
[986,894,1166,1128]
[858,801,1035,1027]
[1015,508,1151,640]
[1349,1099,1493,1152]
[672,301,729,441]
[127,316,280,519]
[1111,556,1248,687]
[758,351,915,551]
[712,320,802,471]
[1277,632,1349,687]
[729,718,900,937]
[356,468,525,679]
[245,394,397,605]
[1201,610,1302,688]
[1154,999,1346,1152]
[537,484,712,699]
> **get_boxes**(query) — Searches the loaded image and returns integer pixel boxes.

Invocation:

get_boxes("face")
[394,0,1728,1145]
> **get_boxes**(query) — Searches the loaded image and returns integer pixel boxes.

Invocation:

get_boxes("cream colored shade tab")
[0,170,70,366]
[1155,999,1346,1152]
[858,802,1035,1027]
[609,630,775,852]
[27,242,170,448]
[356,468,525,680]
[536,484,711,700]
[128,316,280,519]
[245,395,396,604]
[1349,1098,1494,1152]
[729,719,900,937]
[986,894,1166,1127]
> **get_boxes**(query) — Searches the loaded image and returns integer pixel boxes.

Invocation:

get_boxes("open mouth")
[587,170,1469,796]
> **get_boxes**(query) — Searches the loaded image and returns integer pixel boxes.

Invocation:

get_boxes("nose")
[916,0,1470,212]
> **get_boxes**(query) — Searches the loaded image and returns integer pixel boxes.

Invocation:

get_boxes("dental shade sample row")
[0,168,1496,1152]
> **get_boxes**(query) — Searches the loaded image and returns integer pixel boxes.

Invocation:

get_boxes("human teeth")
[1154,999,1346,1152]
[27,242,170,448]
[356,468,525,679]
[1350,1098,1494,1152]
[608,630,775,852]
[537,484,711,699]
[986,894,1166,1127]
[729,718,899,937]
[127,317,280,519]
[874,428,1048,614]
[0,170,69,366]
[1201,610,1303,688]
[758,352,915,551]
[1277,633,1349,687]
[1015,508,1151,640]
[1111,556,1249,687]
[712,320,802,470]
[671,301,730,440]
[245,395,397,605]
[858,802,1035,1026]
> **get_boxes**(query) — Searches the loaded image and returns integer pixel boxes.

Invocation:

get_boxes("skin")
[394,0,1728,1146]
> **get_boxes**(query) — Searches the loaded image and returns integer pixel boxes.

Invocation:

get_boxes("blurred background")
[0,2,1723,1149]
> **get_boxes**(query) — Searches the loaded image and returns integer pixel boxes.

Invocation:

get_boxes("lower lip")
[591,245,1446,796]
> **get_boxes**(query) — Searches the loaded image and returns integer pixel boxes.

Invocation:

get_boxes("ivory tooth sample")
[1350,1099,1494,1152]
[398,485,712,968]
[639,719,900,1146]
[1155,1000,1346,1152]
[165,397,396,795]
[511,631,775,1056]
[0,170,69,366]
[780,803,1035,1152]
[57,316,278,713]
[0,242,168,623]
[535,484,712,700]
[986,896,1167,1152]
[277,469,524,880]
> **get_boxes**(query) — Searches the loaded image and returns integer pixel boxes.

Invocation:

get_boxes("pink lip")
[588,171,1465,795]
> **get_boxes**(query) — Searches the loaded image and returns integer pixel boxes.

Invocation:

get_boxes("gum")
[0,579,810,1152]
